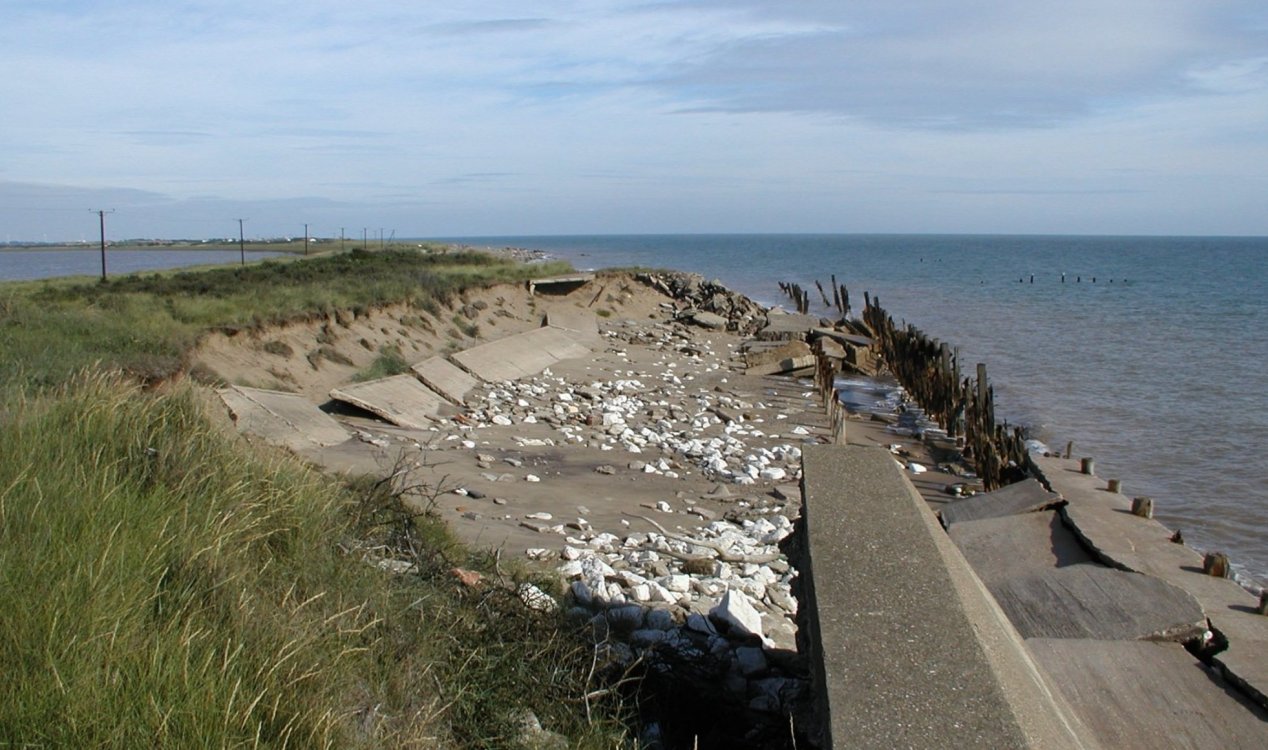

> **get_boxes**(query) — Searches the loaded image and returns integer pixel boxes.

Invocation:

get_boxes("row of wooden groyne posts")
[787,277,1029,492]
[795,275,1258,577]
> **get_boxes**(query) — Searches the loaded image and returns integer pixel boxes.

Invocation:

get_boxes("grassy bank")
[0,245,570,392]
[0,248,627,747]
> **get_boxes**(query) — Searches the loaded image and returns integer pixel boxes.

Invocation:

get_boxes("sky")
[2,0,1267,240]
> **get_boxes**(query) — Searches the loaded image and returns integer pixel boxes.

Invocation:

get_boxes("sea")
[0,248,283,282]
[445,234,1268,590]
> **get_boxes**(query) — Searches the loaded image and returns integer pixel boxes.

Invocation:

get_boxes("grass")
[0,247,631,747]
[0,247,570,393]
[353,345,411,382]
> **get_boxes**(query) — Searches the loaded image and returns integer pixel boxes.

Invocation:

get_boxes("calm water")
[0,249,284,281]
[447,234,1268,588]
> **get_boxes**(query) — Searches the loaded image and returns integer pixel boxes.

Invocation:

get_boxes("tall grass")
[0,248,630,747]
[0,374,626,747]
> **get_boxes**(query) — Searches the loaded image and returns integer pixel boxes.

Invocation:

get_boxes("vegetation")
[353,345,411,382]
[0,247,630,747]
[0,246,569,393]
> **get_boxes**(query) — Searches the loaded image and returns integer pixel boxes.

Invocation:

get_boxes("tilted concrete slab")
[756,312,820,341]
[950,511,1095,588]
[451,326,592,383]
[798,445,1097,749]
[329,374,449,430]
[1034,455,1268,708]
[527,273,593,295]
[411,356,478,405]
[218,386,349,453]
[543,308,601,342]
[991,565,1206,641]
[940,478,1062,528]
[1028,639,1268,749]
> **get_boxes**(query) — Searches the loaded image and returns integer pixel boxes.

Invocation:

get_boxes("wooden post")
[1064,441,1073,459]
[1203,552,1231,578]
[1258,590,1268,616]
[1130,496,1153,518]
[1080,457,1095,475]
[1107,478,1121,493]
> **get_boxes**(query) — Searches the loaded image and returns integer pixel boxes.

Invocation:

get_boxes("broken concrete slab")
[744,340,812,369]
[745,354,817,377]
[543,308,601,342]
[992,565,1206,641]
[329,374,449,430]
[1034,454,1268,707]
[1028,639,1268,749]
[940,478,1062,528]
[810,327,874,348]
[411,356,478,405]
[218,385,350,453]
[452,326,591,383]
[755,312,820,341]
[950,511,1094,588]
[527,273,594,295]
[687,311,727,329]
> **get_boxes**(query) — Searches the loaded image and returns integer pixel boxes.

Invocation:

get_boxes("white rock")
[908,462,928,474]
[518,583,557,612]
[525,512,553,521]
[630,584,651,602]
[710,590,764,640]
[525,548,551,560]
[525,474,541,482]
[562,546,584,561]
[492,415,513,426]
[661,574,692,593]
[758,467,787,481]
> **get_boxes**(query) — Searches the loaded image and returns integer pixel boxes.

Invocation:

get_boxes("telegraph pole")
[303,223,309,256]
[236,218,245,266]
[340,227,345,253]
[362,227,367,249]
[94,209,114,281]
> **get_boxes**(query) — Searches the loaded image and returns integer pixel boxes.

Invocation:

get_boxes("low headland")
[2,243,1265,749]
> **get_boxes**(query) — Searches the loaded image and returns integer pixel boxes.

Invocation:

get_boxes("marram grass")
[0,377,626,747]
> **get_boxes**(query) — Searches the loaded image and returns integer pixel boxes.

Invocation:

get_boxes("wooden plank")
[940,478,1061,527]
[1028,639,1268,749]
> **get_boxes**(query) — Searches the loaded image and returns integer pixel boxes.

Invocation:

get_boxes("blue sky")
[2,0,1266,240]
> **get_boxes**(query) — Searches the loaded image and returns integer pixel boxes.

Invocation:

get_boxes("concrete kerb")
[796,445,1096,749]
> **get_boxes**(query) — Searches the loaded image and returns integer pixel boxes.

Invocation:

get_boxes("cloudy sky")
[2,0,1266,240]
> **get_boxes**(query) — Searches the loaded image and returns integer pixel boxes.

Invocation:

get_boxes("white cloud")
[0,1,1265,237]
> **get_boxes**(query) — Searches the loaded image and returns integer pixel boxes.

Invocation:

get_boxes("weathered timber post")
[1130,496,1153,518]
[1203,552,1231,578]
[1081,457,1095,475]
[1107,479,1122,493]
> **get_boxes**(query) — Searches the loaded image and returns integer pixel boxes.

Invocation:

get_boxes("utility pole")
[340,227,345,253]
[378,228,384,250]
[236,218,245,266]
[362,227,367,249]
[303,223,309,256]
[94,209,114,281]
